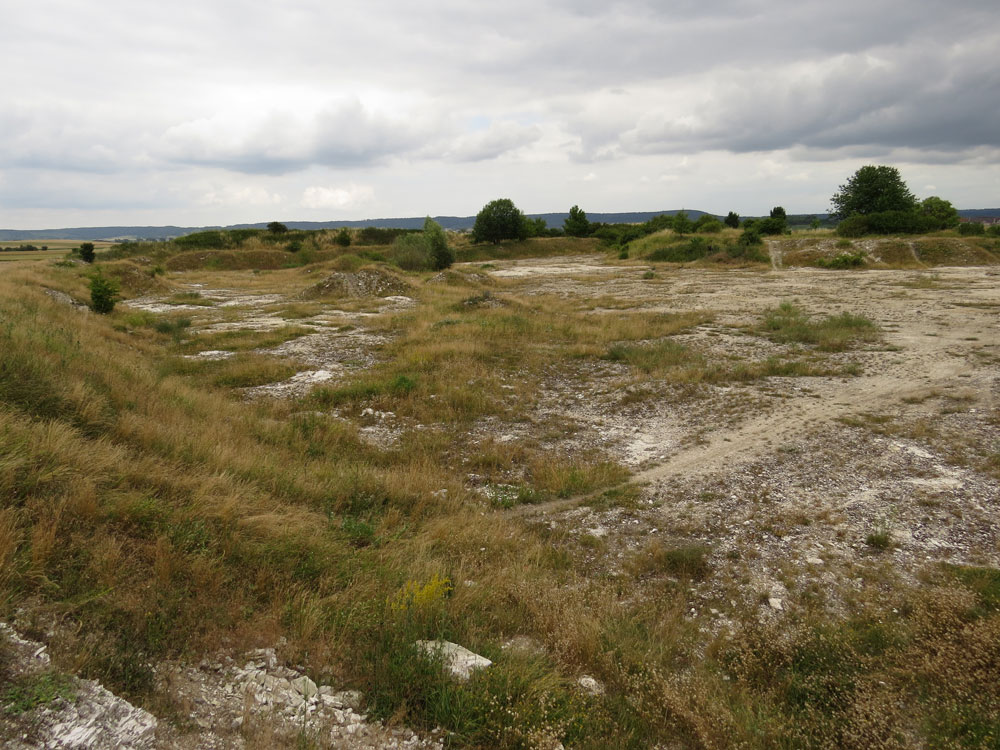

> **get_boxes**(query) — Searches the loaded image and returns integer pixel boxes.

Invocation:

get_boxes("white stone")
[577,676,605,696]
[806,557,824,565]
[290,675,318,698]
[768,597,784,611]
[415,640,492,681]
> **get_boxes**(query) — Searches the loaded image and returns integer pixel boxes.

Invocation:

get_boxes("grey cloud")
[591,32,1000,160]
[441,122,543,162]
[159,100,434,173]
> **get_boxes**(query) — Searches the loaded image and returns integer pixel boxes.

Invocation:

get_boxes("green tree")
[267,221,289,234]
[830,166,917,219]
[334,228,352,247]
[919,196,960,229]
[563,205,591,237]
[472,198,528,244]
[79,242,95,263]
[423,217,454,270]
[672,210,693,235]
[724,211,740,229]
[89,272,119,314]
[770,206,787,220]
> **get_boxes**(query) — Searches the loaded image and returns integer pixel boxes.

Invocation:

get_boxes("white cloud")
[302,184,375,211]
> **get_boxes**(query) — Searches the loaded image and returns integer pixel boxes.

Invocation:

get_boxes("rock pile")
[303,268,410,299]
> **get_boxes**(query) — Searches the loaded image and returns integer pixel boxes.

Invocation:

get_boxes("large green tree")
[830,166,917,218]
[472,198,528,244]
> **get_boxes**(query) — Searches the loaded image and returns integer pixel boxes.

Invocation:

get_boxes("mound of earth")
[103,261,174,295]
[426,269,494,286]
[303,267,410,298]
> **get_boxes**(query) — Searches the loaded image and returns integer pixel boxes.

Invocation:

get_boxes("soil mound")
[303,267,410,298]
[103,261,173,295]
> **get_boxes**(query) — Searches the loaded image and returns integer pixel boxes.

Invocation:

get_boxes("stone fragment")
[577,675,605,696]
[415,640,492,681]
[768,597,784,611]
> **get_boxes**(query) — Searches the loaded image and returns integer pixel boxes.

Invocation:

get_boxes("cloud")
[440,121,542,162]
[199,185,283,207]
[301,184,375,210]
[160,99,434,174]
[3,0,1000,227]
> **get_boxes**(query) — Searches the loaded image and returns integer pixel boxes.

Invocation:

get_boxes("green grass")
[759,302,880,352]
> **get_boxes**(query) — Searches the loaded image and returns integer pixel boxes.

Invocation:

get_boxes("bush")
[757,216,787,236]
[959,222,986,236]
[423,217,454,270]
[672,210,693,235]
[724,211,740,228]
[695,217,723,234]
[79,242,95,263]
[174,230,227,249]
[390,234,431,271]
[267,221,289,234]
[89,273,119,314]
[646,237,713,262]
[837,210,938,237]
[739,227,762,246]
[335,228,352,247]
[816,252,866,269]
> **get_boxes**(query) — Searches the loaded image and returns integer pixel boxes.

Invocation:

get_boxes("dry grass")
[1,251,998,749]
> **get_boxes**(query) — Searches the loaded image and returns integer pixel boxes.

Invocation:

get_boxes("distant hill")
[1,209,995,241]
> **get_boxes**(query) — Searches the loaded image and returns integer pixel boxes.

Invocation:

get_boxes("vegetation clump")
[759,302,879,351]
[88,272,119,313]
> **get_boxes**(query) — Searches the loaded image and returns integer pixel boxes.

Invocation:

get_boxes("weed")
[3,671,76,714]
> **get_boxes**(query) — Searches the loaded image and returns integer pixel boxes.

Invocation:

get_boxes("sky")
[2,0,998,229]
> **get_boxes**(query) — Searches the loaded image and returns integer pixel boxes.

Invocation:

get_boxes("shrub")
[267,221,289,234]
[959,222,985,236]
[423,217,454,270]
[816,252,866,269]
[724,211,740,228]
[738,227,762,247]
[646,237,712,262]
[757,216,787,236]
[79,242,95,263]
[89,272,119,314]
[174,230,227,249]
[695,217,724,234]
[335,228,352,247]
[672,210,693,235]
[389,234,431,271]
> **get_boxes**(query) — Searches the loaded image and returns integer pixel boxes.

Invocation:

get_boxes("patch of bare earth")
[487,257,999,617]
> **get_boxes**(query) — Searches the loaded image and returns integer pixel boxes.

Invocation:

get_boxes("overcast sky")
[2,0,998,228]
